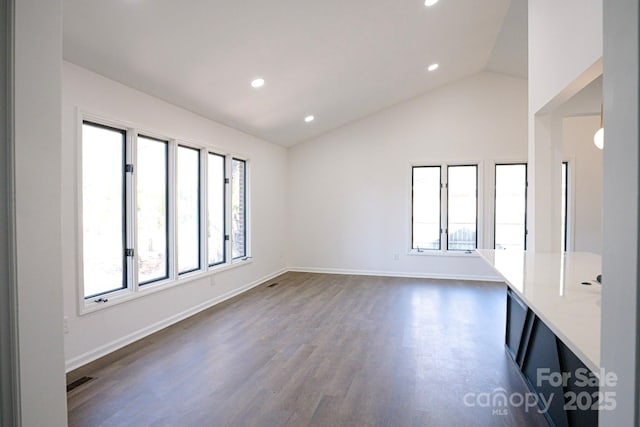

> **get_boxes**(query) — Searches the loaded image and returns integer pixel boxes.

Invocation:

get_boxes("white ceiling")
[63,0,517,147]
[485,0,527,78]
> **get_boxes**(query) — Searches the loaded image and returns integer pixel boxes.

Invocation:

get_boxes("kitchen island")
[477,249,602,427]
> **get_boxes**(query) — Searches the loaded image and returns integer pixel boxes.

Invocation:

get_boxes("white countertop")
[477,249,601,373]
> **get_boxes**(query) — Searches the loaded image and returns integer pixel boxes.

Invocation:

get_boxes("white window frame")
[76,110,252,315]
[409,161,484,256]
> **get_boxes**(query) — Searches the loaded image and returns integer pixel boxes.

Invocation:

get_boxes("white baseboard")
[287,266,504,282]
[65,268,287,373]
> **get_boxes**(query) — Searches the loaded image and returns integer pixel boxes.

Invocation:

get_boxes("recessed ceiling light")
[427,63,439,72]
[304,115,315,123]
[424,0,439,6]
[251,78,265,88]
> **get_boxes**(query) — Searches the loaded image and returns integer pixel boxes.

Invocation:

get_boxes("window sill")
[407,249,480,257]
[79,258,253,315]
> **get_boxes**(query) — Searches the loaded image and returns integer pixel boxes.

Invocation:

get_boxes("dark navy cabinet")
[505,290,599,427]
[506,289,528,360]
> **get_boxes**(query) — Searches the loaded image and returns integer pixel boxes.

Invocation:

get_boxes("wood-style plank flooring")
[67,272,548,426]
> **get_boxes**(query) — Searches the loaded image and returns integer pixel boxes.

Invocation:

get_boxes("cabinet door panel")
[522,319,569,427]
[506,290,527,360]
[558,340,599,427]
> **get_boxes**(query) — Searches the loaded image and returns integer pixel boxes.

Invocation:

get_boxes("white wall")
[62,62,288,369]
[600,1,640,425]
[14,0,68,425]
[562,116,603,254]
[527,0,602,252]
[287,72,527,280]
[529,0,603,113]
[528,1,640,424]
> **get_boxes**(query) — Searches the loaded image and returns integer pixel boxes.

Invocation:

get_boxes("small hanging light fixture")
[594,103,604,150]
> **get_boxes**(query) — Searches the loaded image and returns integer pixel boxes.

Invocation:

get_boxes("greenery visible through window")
[136,135,169,284]
[80,119,250,302]
[177,145,201,274]
[208,152,225,266]
[231,158,246,259]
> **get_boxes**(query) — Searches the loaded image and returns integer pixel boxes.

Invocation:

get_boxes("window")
[80,118,251,306]
[561,161,568,251]
[411,164,478,251]
[136,135,169,284]
[231,158,247,259]
[494,164,527,250]
[447,165,477,251]
[412,166,441,250]
[208,152,225,266]
[81,122,126,298]
[177,145,201,274]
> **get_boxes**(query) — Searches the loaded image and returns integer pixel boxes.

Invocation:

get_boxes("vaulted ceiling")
[63,0,526,147]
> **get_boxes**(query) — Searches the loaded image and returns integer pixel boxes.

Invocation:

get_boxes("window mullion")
[168,140,178,280]
[441,165,448,251]
[244,161,249,258]
[200,149,208,271]
[128,130,137,292]
[225,155,232,263]
[475,165,479,249]
[223,156,228,264]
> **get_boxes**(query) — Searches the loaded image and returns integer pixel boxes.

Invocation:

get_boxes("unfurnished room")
[1,1,639,426]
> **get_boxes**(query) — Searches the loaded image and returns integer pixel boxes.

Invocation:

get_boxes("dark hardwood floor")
[67,272,548,427]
